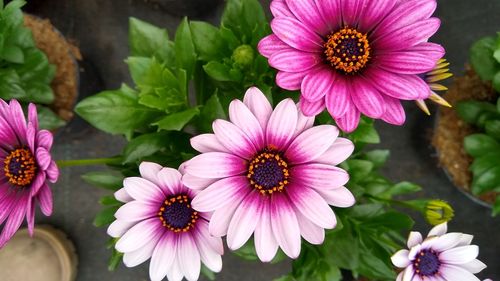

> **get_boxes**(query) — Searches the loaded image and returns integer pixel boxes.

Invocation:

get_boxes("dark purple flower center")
[158,194,198,232]
[247,148,289,195]
[413,249,441,276]
[3,148,37,187]
[324,27,371,74]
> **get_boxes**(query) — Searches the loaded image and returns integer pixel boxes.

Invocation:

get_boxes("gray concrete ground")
[12,0,500,280]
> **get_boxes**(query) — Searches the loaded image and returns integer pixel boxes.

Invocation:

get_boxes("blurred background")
[9,0,500,280]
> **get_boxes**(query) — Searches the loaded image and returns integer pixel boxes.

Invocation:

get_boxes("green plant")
[457,97,500,216]
[470,32,500,93]
[0,0,65,129]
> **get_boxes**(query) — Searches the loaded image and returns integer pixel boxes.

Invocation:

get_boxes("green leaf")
[81,172,124,190]
[125,56,152,85]
[348,119,380,144]
[274,276,295,281]
[485,120,500,140]
[75,84,160,135]
[154,107,200,131]
[470,36,499,81]
[0,69,25,100]
[364,150,390,168]
[129,17,170,58]
[241,0,266,38]
[122,132,170,164]
[203,61,235,82]
[464,134,500,157]
[14,48,55,84]
[24,82,54,104]
[36,106,66,130]
[346,159,374,182]
[362,211,414,231]
[380,181,422,198]
[108,248,123,271]
[456,100,498,124]
[493,71,500,93]
[190,21,227,61]
[201,264,216,281]
[94,206,119,227]
[493,196,500,217]
[494,49,500,63]
[470,152,500,179]
[175,17,196,79]
[471,166,500,194]
[99,196,121,206]
[197,93,226,132]
[233,239,258,261]
[1,44,24,63]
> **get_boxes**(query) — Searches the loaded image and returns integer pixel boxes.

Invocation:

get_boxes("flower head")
[392,222,486,281]
[0,99,59,248]
[183,87,355,261]
[258,0,446,132]
[108,162,223,281]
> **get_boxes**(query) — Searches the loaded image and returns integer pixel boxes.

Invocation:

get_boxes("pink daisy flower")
[182,87,355,261]
[391,222,487,281]
[108,162,224,281]
[258,0,445,132]
[0,99,59,248]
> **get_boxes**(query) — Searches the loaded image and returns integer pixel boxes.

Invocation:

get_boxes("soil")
[23,14,82,122]
[432,66,498,204]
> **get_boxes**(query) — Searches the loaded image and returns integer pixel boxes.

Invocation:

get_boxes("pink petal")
[270,194,301,259]
[194,221,223,271]
[313,0,342,30]
[285,0,329,35]
[156,167,183,195]
[36,130,53,150]
[373,18,441,52]
[243,87,273,131]
[209,193,243,237]
[114,188,133,203]
[285,125,338,164]
[357,0,397,32]
[270,0,294,18]
[276,68,316,91]
[265,99,298,149]
[28,104,39,131]
[381,96,406,125]
[301,67,336,102]
[325,76,350,118]
[294,108,315,137]
[116,218,162,253]
[213,119,257,159]
[316,186,355,207]
[229,99,265,149]
[196,219,224,255]
[287,184,336,228]
[182,174,217,190]
[271,18,323,52]
[227,191,263,250]
[254,200,279,262]
[45,161,59,183]
[0,115,18,146]
[184,152,247,179]
[7,99,27,142]
[190,134,228,153]
[26,123,36,153]
[37,184,53,216]
[150,234,176,281]
[405,42,445,61]
[269,49,321,72]
[440,245,479,264]
[115,201,157,222]
[107,220,135,238]
[341,0,366,25]
[36,148,52,170]
[291,164,349,190]
[26,198,35,236]
[351,78,386,118]
[178,234,201,281]
[30,172,46,196]
[440,264,481,281]
[123,233,160,267]
[296,211,325,245]
[335,105,361,133]
[300,98,325,117]
[0,193,28,248]
[407,231,423,248]
[191,176,250,212]
[258,34,290,58]
[375,51,439,74]
[124,177,164,203]
[314,138,354,166]
[363,67,421,100]
[139,162,163,185]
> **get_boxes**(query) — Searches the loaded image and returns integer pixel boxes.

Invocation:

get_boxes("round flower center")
[413,249,441,276]
[247,149,289,195]
[3,148,37,187]
[324,27,371,74]
[158,194,198,232]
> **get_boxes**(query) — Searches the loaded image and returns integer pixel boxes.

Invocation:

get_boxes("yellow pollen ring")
[247,150,290,196]
[158,195,199,233]
[3,148,37,187]
[324,27,371,74]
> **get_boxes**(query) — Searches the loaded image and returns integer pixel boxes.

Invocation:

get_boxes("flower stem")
[56,157,120,168]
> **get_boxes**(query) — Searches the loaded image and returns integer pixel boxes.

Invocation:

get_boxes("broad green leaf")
[470,152,500,178]
[81,172,124,190]
[364,150,390,168]
[470,36,499,81]
[36,105,66,130]
[94,206,119,227]
[24,82,54,104]
[122,132,170,164]
[494,49,500,63]
[380,181,422,198]
[1,44,23,63]
[14,48,55,84]
[175,18,196,79]
[456,100,497,124]
[75,84,160,135]
[11,28,33,48]
[485,120,500,140]
[0,69,26,99]
[129,17,170,58]
[190,21,227,61]
[220,26,240,50]
[471,166,500,194]
[154,107,200,131]
[362,211,414,231]
[125,56,152,85]
[197,93,226,132]
[464,134,500,157]
[346,159,374,182]
[203,61,235,82]
[241,0,266,40]
[348,119,380,144]
[139,88,185,112]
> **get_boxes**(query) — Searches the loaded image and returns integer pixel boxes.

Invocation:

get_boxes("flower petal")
[114,188,133,203]
[314,0,342,30]
[461,259,487,274]
[300,98,325,116]
[0,194,28,248]
[266,99,298,149]
[381,95,406,125]
[301,67,336,103]
[229,99,265,149]
[258,34,290,58]
[391,249,411,268]
[428,222,447,236]
[357,0,397,32]
[227,191,263,250]
[271,18,323,52]
[139,162,163,186]
[270,49,321,72]
[375,51,439,74]
[156,167,183,195]
[36,148,52,170]
[276,70,308,91]
[407,231,423,248]
[209,192,245,237]
[314,137,354,166]
[149,233,176,281]
[192,176,250,212]
[194,221,223,272]
[45,161,59,183]
[341,0,366,26]
[287,184,336,229]
[315,186,355,208]
[286,125,338,164]
[364,67,422,100]
[166,259,183,281]
[254,200,279,262]
[28,104,38,131]
[213,119,257,159]
[294,107,315,137]
[115,201,157,222]
[37,184,53,216]
[440,264,481,281]
[124,177,164,203]
[185,152,247,179]
[108,220,135,238]
[440,245,479,265]
[334,104,360,133]
[270,0,294,18]
[190,134,229,153]
[123,233,160,267]
[432,232,463,252]
[325,76,350,118]
[178,234,201,281]
[292,164,349,190]
[243,87,273,131]
[116,218,162,253]
[36,130,53,150]
[296,211,325,245]
[351,78,386,118]
[271,194,301,259]
[182,174,217,190]
[406,42,446,61]
[285,0,329,34]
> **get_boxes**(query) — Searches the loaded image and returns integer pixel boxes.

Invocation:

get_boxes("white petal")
[166,258,184,281]
[123,234,160,267]
[432,233,463,252]
[124,177,164,202]
[402,265,415,281]
[314,137,354,166]
[191,176,250,212]
[114,188,132,203]
[287,184,336,229]
[428,222,448,237]
[440,264,481,281]
[461,259,487,274]
[407,231,423,248]
[254,201,279,262]
[229,99,265,149]
[139,162,163,185]
[156,167,183,194]
[265,99,298,149]
[316,186,355,208]
[178,234,201,281]
[458,234,473,246]
[190,133,229,153]
[107,220,135,238]
[391,249,411,268]
[116,218,162,253]
[243,87,273,131]
[150,234,177,281]
[440,245,479,265]
[194,226,223,272]
[227,191,263,250]
[182,173,217,190]
[270,194,301,259]
[296,211,325,245]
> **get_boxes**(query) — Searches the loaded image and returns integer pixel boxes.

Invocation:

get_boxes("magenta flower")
[258,0,445,132]
[183,87,355,261]
[0,100,58,248]
[391,222,486,281]
[108,162,224,281]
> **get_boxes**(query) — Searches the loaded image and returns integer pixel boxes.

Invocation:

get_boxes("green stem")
[56,157,120,168]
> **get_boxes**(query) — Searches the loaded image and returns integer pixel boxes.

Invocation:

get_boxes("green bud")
[425,200,454,226]
[232,44,254,69]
